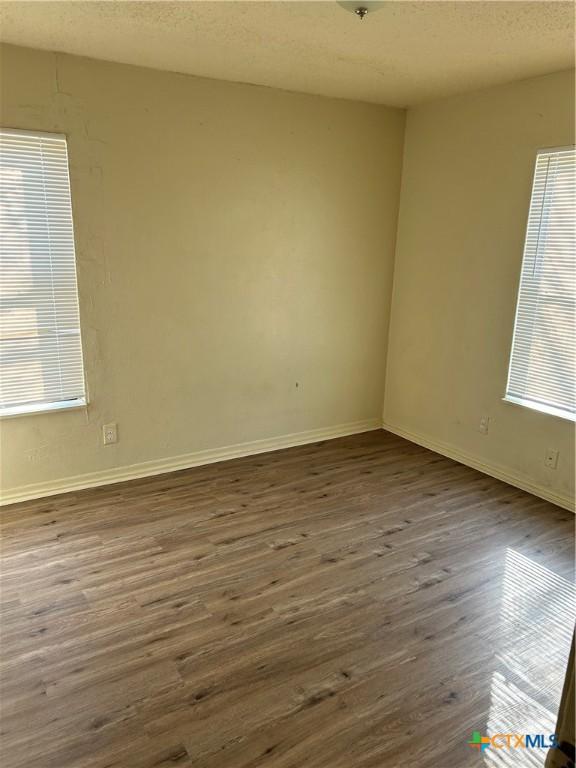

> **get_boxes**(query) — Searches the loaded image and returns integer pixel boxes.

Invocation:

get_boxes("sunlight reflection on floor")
[484,549,575,767]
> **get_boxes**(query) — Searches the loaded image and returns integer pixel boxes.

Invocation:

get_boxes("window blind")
[0,129,86,416]
[506,147,576,421]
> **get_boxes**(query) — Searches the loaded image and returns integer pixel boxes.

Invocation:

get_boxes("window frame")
[0,127,89,419]
[503,144,576,423]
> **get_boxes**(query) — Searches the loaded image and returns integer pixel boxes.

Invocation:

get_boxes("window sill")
[0,398,87,419]
[502,396,576,423]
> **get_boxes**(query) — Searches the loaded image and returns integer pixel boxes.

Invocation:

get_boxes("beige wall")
[0,43,405,500]
[1,43,574,510]
[384,70,575,508]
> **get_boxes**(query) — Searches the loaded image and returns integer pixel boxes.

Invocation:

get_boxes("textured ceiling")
[0,1,574,106]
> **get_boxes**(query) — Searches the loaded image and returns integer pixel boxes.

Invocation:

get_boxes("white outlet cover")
[103,423,117,445]
[544,449,559,469]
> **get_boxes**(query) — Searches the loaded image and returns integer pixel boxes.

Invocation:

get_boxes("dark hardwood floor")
[1,430,574,768]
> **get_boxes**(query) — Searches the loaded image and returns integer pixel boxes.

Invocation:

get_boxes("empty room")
[0,1,574,766]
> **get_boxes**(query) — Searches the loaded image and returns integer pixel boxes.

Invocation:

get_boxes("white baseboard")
[5,417,572,512]
[0,418,382,507]
[382,420,575,513]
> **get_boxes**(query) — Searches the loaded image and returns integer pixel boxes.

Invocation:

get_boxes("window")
[0,129,86,416]
[505,147,575,421]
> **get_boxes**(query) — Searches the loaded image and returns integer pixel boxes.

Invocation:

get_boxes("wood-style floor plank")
[1,431,574,767]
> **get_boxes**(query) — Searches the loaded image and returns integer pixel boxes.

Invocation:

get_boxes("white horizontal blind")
[0,129,86,415]
[506,147,576,420]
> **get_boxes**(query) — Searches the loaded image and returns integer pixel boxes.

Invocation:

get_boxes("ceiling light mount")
[337,1,385,21]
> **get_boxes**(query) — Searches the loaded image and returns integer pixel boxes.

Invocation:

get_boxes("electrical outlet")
[544,448,559,469]
[479,415,490,434]
[103,422,118,445]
